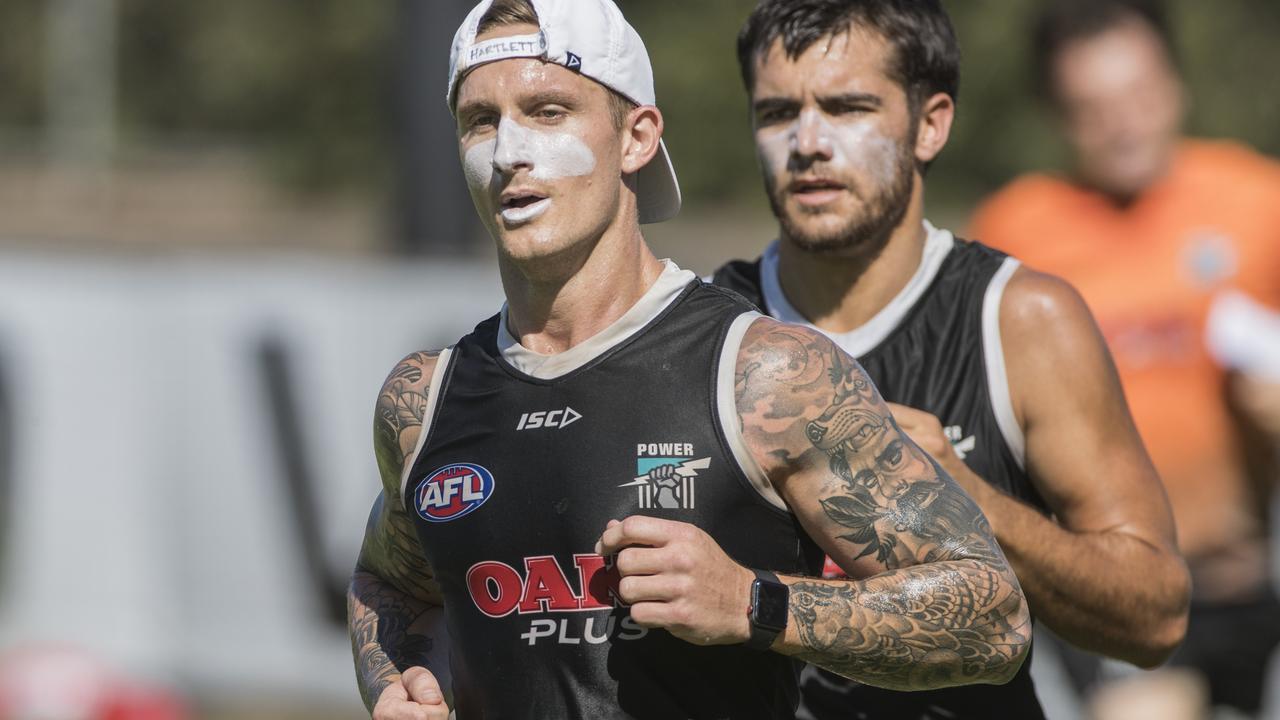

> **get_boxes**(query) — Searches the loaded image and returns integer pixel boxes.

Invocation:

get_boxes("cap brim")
[636,139,682,224]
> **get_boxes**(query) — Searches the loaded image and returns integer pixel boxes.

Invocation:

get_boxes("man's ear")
[914,92,955,166]
[621,106,664,174]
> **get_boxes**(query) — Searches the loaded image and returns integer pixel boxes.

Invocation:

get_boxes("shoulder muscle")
[374,350,443,497]
[361,350,446,603]
[999,268,1175,541]
[998,266,1114,432]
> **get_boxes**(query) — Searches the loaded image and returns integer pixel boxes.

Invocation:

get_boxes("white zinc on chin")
[756,108,900,187]
[464,117,598,194]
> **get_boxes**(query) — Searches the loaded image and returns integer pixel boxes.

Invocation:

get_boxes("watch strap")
[746,568,787,651]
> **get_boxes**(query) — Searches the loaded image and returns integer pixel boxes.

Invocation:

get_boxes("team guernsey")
[402,261,824,719]
[713,223,1050,720]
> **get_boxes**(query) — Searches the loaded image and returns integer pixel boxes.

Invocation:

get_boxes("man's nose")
[791,109,835,162]
[492,118,533,174]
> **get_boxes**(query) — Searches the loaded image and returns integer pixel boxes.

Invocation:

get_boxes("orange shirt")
[970,140,1280,565]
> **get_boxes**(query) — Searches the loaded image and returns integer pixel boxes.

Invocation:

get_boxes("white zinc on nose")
[790,107,836,158]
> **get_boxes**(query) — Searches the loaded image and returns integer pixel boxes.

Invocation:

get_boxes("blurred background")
[0,0,1276,719]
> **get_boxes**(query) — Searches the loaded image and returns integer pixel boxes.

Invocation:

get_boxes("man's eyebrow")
[523,89,580,107]
[752,96,800,113]
[819,92,883,108]
[455,98,498,120]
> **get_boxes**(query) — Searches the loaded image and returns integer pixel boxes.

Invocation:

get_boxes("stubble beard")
[768,139,916,260]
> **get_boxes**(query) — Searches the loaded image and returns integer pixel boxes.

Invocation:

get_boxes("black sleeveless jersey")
[713,237,1051,720]
[403,278,824,719]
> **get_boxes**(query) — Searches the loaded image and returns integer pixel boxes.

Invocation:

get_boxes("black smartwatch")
[746,569,789,650]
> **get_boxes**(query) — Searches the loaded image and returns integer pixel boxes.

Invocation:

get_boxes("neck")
[500,217,664,355]
[776,179,929,334]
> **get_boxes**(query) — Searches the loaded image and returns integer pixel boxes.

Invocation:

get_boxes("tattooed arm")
[736,318,1031,690]
[348,351,450,716]
[890,271,1189,667]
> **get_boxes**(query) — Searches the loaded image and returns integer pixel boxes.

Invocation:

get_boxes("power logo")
[414,463,495,523]
[944,425,976,460]
[619,443,709,510]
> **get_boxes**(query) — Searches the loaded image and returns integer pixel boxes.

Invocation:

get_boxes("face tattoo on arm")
[736,320,1029,689]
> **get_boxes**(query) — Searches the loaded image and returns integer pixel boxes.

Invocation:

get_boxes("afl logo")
[414,463,495,523]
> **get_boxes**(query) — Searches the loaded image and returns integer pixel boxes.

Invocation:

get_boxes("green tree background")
[634,0,1280,211]
[1,0,1277,233]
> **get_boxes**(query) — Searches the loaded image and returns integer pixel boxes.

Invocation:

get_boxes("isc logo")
[516,407,582,431]
[414,463,495,523]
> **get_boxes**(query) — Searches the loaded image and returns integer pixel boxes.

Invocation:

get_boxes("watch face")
[752,580,789,632]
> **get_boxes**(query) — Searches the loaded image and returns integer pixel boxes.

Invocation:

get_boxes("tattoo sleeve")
[348,351,447,710]
[736,320,1030,689]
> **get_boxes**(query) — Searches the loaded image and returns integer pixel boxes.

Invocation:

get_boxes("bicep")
[1003,269,1177,544]
[735,318,1005,579]
[360,350,446,604]
[357,492,443,605]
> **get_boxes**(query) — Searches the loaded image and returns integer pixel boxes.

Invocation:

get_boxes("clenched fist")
[595,516,755,646]
[374,666,451,720]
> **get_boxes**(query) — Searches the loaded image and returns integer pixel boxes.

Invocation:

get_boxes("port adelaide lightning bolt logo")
[619,443,710,510]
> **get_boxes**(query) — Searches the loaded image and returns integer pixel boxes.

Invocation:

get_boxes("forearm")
[977,486,1190,666]
[348,568,448,711]
[773,560,1030,691]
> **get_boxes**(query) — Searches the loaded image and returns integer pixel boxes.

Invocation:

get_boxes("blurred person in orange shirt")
[971,0,1280,716]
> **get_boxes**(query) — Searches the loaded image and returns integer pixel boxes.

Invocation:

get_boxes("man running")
[345,1,1030,718]
[972,1,1280,715]
[712,1,1189,718]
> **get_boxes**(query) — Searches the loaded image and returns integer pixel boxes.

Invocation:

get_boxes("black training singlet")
[403,267,824,719]
[712,228,1050,720]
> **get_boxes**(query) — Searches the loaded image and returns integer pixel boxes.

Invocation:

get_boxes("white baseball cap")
[447,0,682,224]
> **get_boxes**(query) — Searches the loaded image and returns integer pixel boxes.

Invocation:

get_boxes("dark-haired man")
[345,0,1031,718]
[712,1,1189,718]
[973,0,1280,715]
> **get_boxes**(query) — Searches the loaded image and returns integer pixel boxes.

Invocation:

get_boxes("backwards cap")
[447,0,681,224]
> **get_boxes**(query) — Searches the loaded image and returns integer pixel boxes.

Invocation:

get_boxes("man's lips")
[787,178,847,206]
[498,188,553,226]
[500,188,549,210]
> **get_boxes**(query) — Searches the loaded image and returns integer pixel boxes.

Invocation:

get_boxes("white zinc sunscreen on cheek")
[464,117,598,225]
[493,118,596,181]
[464,138,498,193]
[831,121,900,187]
[463,119,596,190]
[757,108,901,187]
